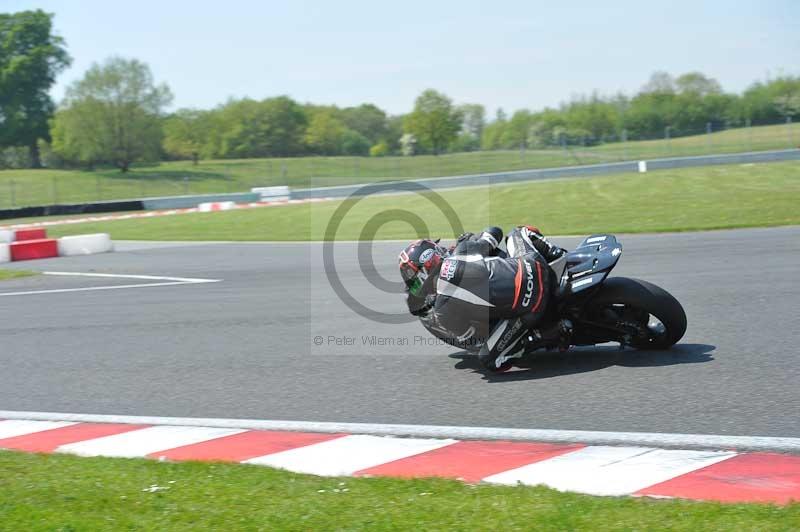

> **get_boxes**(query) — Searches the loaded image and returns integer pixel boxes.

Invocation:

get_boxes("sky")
[5,0,799,115]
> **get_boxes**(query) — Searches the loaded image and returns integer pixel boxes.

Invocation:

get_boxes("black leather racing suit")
[420,227,565,371]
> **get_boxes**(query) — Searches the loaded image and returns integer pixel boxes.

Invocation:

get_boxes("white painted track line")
[43,272,221,283]
[57,426,246,458]
[1,410,799,453]
[246,434,457,476]
[484,446,736,496]
[0,272,220,297]
[0,282,214,297]
[0,420,77,439]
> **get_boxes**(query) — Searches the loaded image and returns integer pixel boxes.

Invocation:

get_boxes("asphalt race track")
[1,226,798,437]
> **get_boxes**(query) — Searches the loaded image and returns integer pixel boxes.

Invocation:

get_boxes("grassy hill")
[0,122,796,209]
[40,161,800,241]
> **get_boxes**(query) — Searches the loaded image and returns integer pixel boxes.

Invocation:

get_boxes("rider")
[399,226,570,372]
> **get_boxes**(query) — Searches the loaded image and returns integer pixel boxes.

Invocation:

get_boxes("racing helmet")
[398,239,447,297]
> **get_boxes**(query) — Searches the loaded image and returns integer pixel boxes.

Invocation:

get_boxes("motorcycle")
[420,233,687,355]
[538,233,687,353]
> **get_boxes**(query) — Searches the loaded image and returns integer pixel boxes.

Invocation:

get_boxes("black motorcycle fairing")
[559,234,622,298]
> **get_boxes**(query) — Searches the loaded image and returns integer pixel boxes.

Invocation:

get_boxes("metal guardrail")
[291,148,800,200]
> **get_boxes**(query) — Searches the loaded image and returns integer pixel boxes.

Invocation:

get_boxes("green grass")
[40,161,800,241]
[0,269,35,281]
[1,451,797,531]
[0,123,797,208]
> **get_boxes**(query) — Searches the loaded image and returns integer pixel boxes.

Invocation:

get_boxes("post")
[706,122,712,153]
[96,175,102,201]
[622,129,628,161]
[745,118,752,151]
[10,179,16,208]
[52,177,58,205]
[788,116,795,148]
[140,176,146,198]
[665,126,672,155]
[183,176,189,195]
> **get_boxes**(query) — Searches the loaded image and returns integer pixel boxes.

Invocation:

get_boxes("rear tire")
[587,277,687,349]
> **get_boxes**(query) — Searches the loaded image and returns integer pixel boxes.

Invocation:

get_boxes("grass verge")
[0,123,797,208]
[0,269,35,281]
[39,161,800,241]
[1,451,798,530]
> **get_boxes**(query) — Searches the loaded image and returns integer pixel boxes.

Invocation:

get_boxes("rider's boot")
[528,319,573,350]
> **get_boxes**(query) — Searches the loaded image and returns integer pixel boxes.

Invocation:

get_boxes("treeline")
[483,72,800,150]
[161,98,404,162]
[2,9,799,172]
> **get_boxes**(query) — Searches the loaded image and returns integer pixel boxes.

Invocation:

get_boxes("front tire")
[587,277,687,349]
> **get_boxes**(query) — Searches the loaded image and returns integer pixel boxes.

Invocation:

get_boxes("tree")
[458,104,486,139]
[404,89,462,154]
[454,104,485,151]
[384,115,405,153]
[641,71,675,94]
[163,109,209,164]
[305,108,347,155]
[770,76,800,119]
[340,129,370,156]
[562,95,618,142]
[481,109,507,150]
[216,96,307,158]
[0,10,70,167]
[400,133,417,156]
[369,142,389,157]
[675,72,722,97]
[340,104,387,145]
[51,57,172,171]
[500,110,533,148]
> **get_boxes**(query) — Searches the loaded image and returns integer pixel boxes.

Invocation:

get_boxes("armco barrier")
[0,243,9,263]
[57,233,113,257]
[290,148,800,200]
[9,239,59,261]
[142,193,259,210]
[0,200,144,222]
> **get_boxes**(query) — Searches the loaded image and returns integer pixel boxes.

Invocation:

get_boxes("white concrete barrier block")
[252,186,290,202]
[198,201,236,212]
[0,243,9,263]
[57,233,114,257]
[638,161,648,173]
[0,229,14,244]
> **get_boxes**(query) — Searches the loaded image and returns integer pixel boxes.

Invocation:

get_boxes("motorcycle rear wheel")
[587,277,687,349]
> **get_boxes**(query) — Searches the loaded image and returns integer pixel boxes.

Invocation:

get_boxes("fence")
[0,118,797,209]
